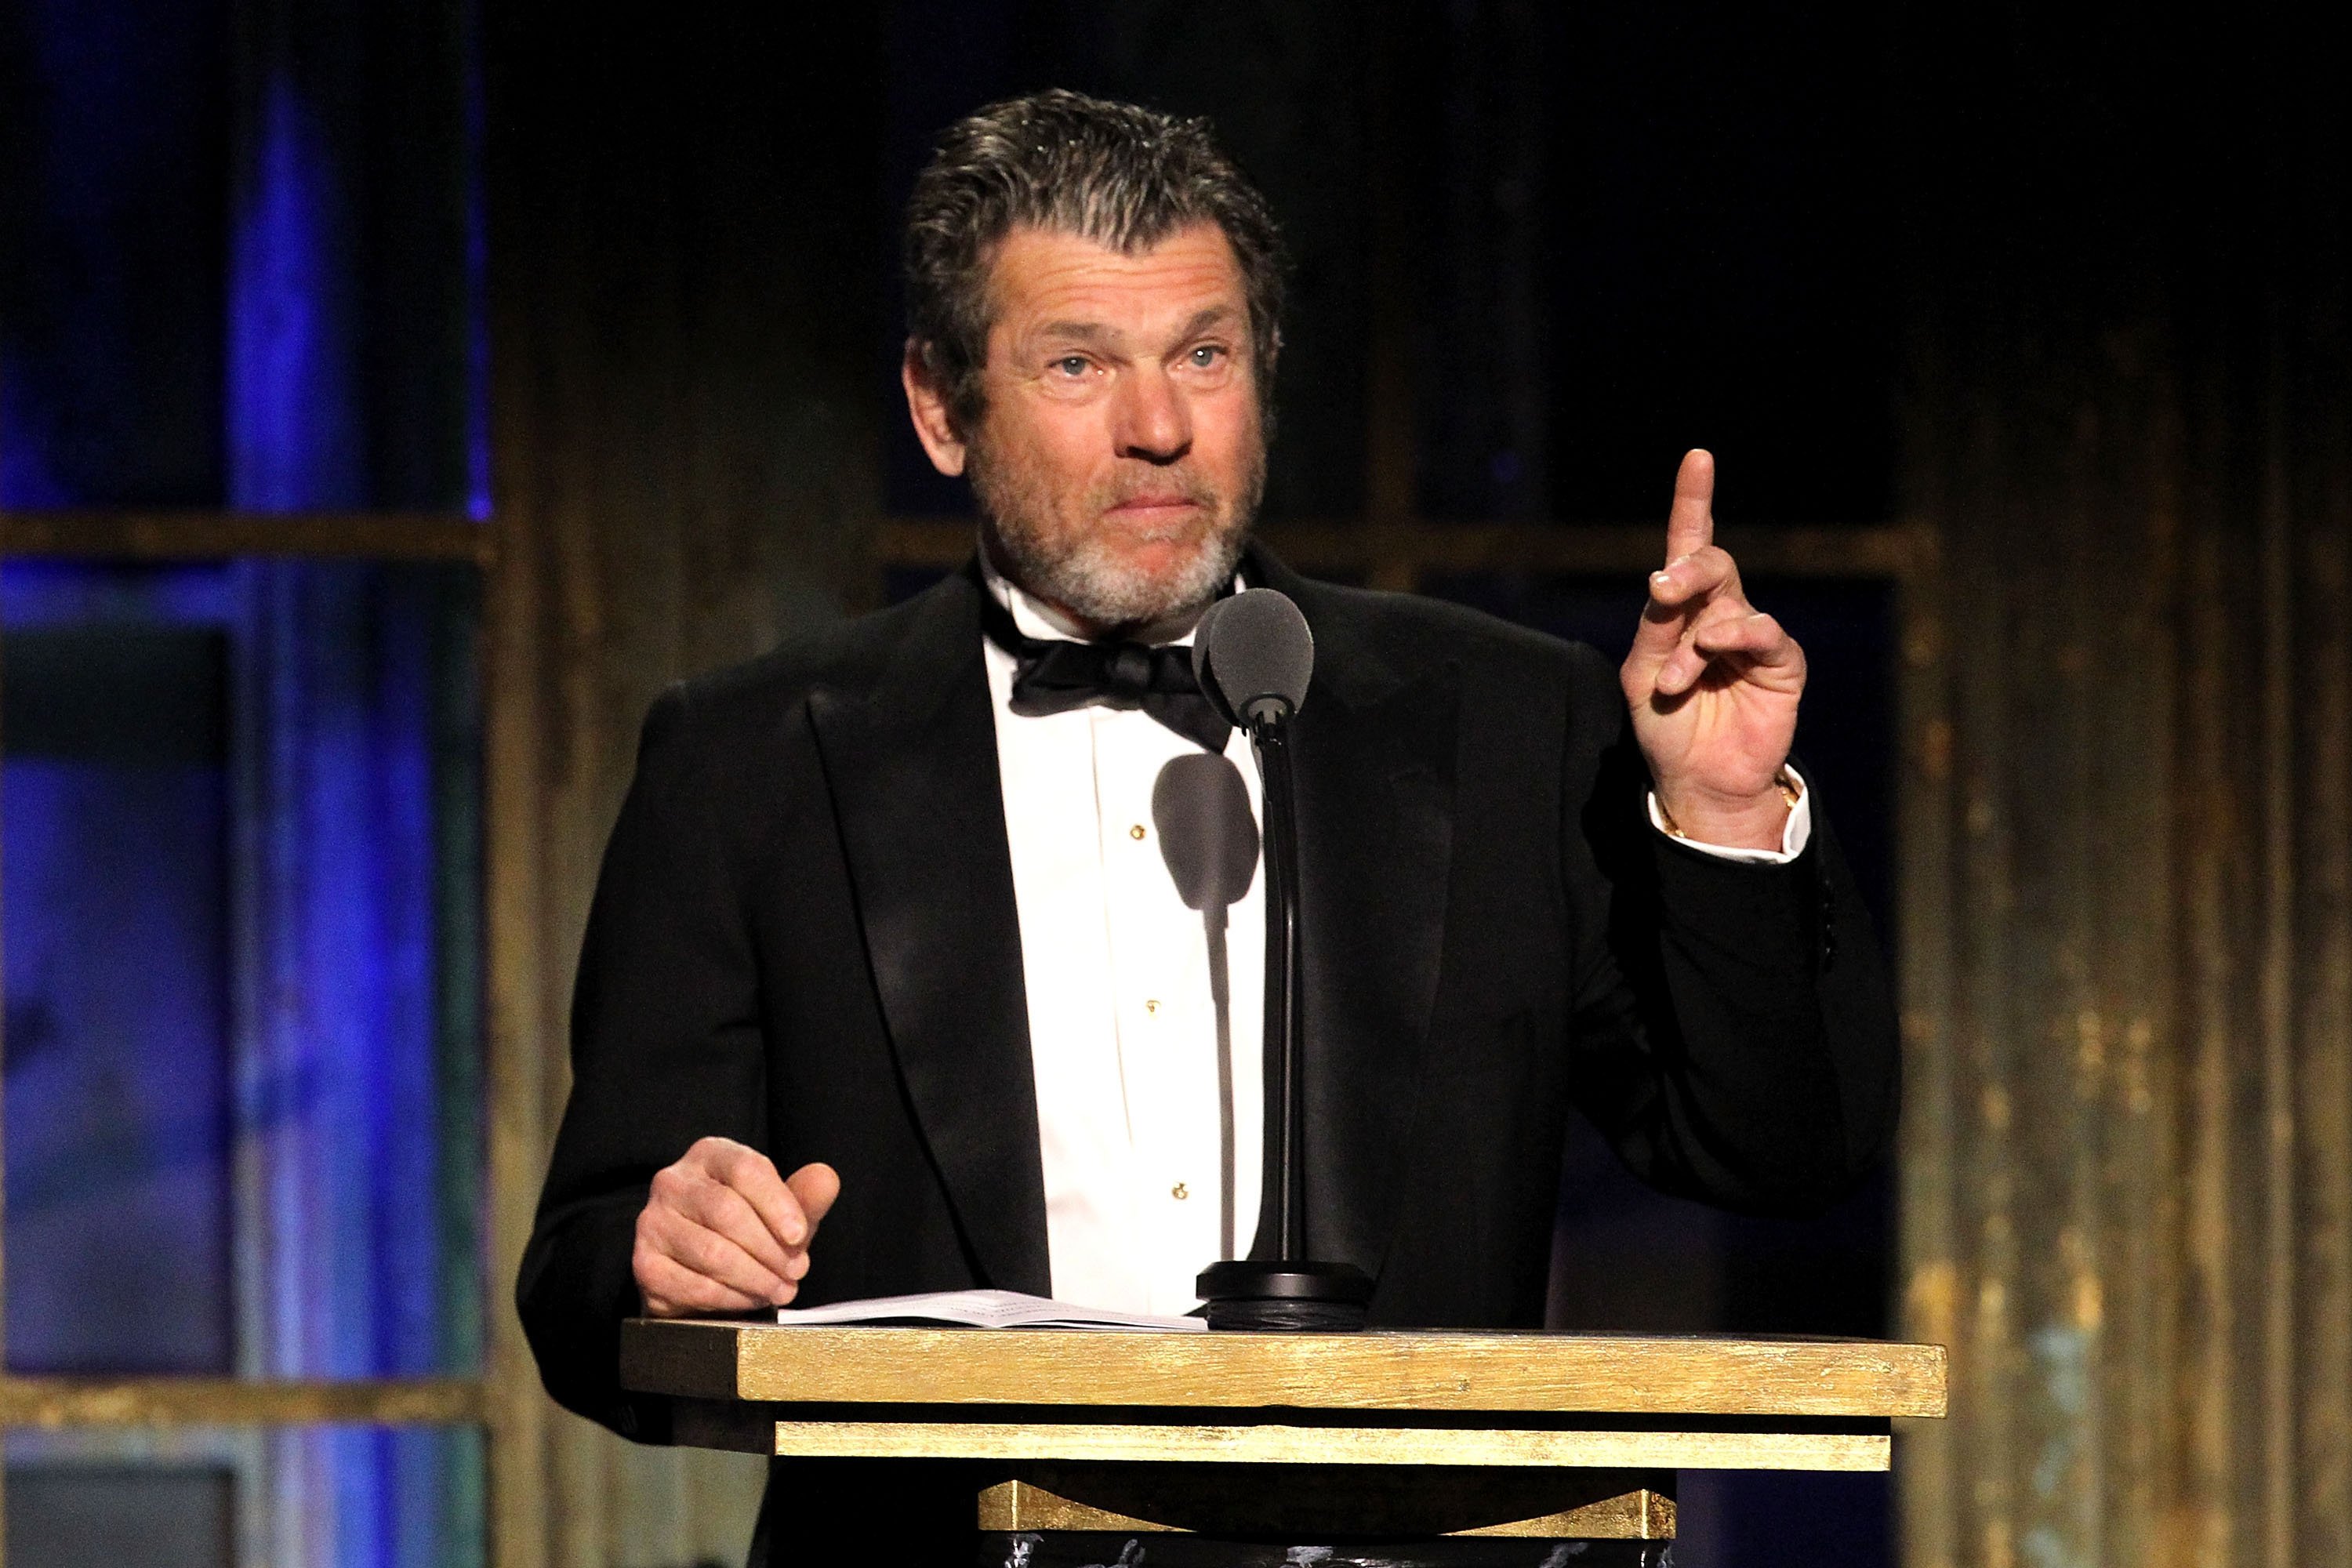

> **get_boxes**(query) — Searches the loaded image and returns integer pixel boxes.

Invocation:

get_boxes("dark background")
[871,2,1900,525]
[8,1,2342,1564]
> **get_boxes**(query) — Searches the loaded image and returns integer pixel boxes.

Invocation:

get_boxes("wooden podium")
[622,1320,1946,1566]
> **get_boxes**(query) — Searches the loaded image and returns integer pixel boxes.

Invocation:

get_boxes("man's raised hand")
[1619,449,1806,851]
[633,1138,840,1317]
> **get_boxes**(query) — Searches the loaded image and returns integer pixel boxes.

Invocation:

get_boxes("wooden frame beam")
[878,517,1931,583]
[0,511,495,565]
[0,1377,485,1428]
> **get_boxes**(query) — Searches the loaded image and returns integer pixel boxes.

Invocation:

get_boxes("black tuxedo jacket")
[517,546,1897,1560]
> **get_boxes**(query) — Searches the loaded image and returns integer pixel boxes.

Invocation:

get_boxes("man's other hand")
[1620,449,1806,850]
[633,1138,840,1317]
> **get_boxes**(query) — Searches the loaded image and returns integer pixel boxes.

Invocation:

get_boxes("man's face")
[904,221,1266,633]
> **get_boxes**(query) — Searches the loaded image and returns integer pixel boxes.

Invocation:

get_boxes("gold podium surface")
[621,1320,1944,1473]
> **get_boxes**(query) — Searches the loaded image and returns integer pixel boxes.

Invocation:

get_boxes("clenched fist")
[633,1138,840,1317]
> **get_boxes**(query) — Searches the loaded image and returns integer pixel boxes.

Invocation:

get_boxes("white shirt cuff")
[1645,764,1813,864]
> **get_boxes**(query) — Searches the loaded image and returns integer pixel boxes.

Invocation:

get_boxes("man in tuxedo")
[519,89,1896,1563]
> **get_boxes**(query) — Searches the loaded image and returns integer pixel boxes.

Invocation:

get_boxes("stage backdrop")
[1893,10,2352,1568]
[5,2,2345,1567]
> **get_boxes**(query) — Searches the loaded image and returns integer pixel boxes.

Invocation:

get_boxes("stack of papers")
[773,1288,1205,1332]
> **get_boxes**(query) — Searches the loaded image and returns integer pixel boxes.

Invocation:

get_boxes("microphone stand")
[1195,701,1374,1331]
[1258,710,1304,1256]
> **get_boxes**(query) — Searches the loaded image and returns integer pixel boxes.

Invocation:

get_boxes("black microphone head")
[1192,588,1314,725]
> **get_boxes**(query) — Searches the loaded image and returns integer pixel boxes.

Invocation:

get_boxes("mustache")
[1094,466,1219,509]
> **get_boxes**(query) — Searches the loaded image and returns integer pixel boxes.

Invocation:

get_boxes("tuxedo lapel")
[806,572,1051,1296]
[1254,550,1460,1284]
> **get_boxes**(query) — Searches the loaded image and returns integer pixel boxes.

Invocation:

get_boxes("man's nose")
[1113,365,1192,463]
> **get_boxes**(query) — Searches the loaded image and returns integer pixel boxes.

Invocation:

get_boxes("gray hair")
[903,89,1287,435]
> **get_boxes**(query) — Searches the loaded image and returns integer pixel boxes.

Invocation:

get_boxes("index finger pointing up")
[1664,448,1716,564]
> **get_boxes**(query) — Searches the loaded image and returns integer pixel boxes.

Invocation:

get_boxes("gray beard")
[986,510,1250,630]
[972,452,1261,633]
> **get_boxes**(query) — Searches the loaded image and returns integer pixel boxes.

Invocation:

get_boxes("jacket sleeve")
[1558,643,1900,1215]
[514,683,770,1443]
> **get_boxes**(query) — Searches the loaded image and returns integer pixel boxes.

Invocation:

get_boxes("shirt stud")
[1171,1182,1189,1200]
[1129,824,1147,840]
[1145,999,1160,1015]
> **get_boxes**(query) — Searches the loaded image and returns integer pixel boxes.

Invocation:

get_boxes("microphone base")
[1195,1260,1374,1333]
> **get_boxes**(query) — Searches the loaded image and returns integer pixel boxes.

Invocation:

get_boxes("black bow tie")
[978,586,1233,753]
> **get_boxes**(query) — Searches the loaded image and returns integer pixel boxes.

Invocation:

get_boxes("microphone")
[1191,589,1314,728]
[1191,589,1374,1332]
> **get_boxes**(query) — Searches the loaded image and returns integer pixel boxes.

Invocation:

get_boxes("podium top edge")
[619,1320,1949,1419]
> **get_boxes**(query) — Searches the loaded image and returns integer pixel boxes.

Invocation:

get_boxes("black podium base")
[980,1534,1671,1566]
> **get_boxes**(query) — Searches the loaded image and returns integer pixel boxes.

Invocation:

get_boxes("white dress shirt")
[983,564,1265,1315]
[980,561,1813,1313]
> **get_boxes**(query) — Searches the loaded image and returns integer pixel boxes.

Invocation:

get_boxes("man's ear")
[901,340,968,477]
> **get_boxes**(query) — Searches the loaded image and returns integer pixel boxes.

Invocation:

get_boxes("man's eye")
[1189,346,1225,368]
[1052,355,1091,378]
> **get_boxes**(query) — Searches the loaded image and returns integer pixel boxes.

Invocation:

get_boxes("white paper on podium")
[773,1287,1205,1332]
